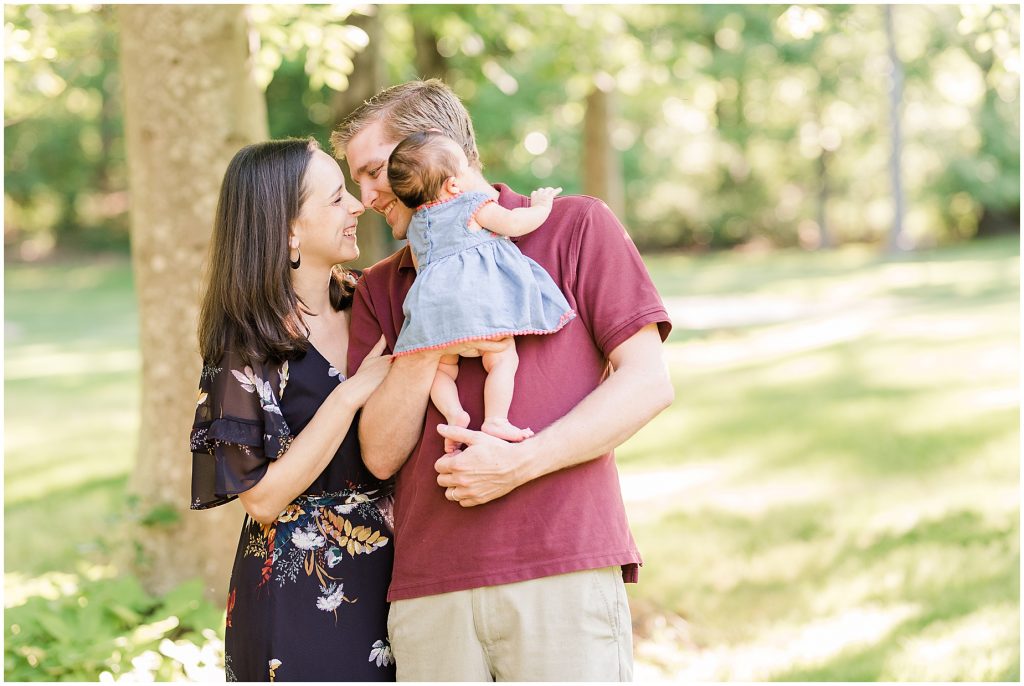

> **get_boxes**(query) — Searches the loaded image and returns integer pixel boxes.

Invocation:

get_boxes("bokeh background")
[4,3,1019,681]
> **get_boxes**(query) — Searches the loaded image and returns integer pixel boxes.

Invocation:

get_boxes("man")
[333,79,673,681]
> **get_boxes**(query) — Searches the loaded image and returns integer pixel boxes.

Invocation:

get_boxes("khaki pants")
[387,566,633,681]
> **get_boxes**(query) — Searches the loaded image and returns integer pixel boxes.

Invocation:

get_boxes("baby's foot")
[444,410,472,453]
[481,417,534,443]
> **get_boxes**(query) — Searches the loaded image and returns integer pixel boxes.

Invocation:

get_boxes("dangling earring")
[289,246,301,270]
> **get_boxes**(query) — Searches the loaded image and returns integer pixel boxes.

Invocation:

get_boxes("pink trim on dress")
[469,198,496,224]
[392,310,576,358]
[415,194,462,212]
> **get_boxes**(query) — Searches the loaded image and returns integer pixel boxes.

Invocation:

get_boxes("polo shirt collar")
[399,244,415,270]
[398,183,526,271]
[494,182,529,209]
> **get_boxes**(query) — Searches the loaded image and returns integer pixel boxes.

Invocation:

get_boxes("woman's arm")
[239,338,391,524]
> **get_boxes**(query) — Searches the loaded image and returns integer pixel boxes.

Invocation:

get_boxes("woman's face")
[292,149,365,267]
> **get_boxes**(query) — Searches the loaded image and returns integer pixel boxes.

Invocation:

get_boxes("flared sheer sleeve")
[188,352,293,510]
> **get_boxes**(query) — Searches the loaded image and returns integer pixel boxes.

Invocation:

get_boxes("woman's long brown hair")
[198,138,355,366]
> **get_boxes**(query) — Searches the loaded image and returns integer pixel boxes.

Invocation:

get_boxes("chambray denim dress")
[393,191,575,356]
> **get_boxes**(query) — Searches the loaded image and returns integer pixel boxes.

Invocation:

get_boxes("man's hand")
[434,424,529,507]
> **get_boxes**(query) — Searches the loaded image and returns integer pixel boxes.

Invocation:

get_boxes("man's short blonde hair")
[330,79,481,170]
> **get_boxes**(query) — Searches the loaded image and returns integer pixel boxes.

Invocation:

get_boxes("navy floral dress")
[189,344,396,682]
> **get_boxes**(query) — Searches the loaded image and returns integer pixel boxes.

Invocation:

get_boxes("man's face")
[345,120,414,240]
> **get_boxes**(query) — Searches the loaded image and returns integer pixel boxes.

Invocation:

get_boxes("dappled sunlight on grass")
[625,237,1018,680]
[636,597,921,681]
[4,238,1017,680]
[883,603,1019,681]
[5,346,140,380]
[5,474,130,575]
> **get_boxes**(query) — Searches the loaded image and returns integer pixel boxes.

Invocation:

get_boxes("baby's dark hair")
[387,130,464,209]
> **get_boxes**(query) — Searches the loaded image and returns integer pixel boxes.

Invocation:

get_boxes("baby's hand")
[530,187,562,208]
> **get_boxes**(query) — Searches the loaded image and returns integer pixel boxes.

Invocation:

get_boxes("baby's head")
[387,130,471,209]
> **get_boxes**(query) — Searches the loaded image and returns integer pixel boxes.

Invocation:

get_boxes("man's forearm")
[517,357,673,484]
[433,326,673,507]
[359,353,438,479]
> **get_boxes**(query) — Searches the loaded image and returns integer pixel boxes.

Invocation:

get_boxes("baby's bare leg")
[433,354,470,453]
[480,343,534,442]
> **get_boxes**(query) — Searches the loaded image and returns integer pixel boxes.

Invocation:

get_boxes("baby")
[387,130,575,446]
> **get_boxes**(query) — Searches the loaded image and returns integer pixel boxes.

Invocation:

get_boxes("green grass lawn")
[622,236,1020,680]
[5,258,139,579]
[4,236,1020,681]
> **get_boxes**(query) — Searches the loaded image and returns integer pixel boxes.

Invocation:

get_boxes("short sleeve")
[188,352,292,510]
[466,193,496,227]
[569,200,672,358]
[347,277,386,376]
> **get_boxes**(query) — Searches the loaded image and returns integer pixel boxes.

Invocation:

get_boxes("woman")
[189,137,395,681]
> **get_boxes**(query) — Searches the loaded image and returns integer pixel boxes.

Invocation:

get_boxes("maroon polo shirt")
[348,183,672,601]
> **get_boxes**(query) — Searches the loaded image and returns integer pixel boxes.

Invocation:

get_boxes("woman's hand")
[343,335,392,407]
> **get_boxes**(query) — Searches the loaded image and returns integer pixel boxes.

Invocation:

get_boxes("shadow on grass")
[771,557,1019,681]
[636,504,1019,680]
[666,337,1017,477]
[5,474,130,576]
[648,235,1018,301]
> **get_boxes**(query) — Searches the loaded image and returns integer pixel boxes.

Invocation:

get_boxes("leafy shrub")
[4,575,225,682]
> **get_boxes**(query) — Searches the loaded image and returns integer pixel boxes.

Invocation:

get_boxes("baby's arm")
[474,187,562,237]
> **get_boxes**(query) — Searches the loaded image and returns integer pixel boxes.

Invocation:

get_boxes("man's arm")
[434,323,673,506]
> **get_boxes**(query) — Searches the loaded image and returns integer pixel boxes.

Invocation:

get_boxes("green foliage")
[139,503,182,528]
[4,574,225,681]
[5,5,129,256]
[356,4,1021,249]
[3,4,1019,256]
[247,4,370,92]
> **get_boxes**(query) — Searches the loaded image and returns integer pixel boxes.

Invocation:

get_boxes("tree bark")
[816,147,832,249]
[582,86,625,219]
[330,7,394,267]
[118,4,268,600]
[410,8,448,82]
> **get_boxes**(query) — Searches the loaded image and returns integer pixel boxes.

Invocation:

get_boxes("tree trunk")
[884,4,906,252]
[817,147,832,249]
[330,7,394,267]
[582,85,625,219]
[410,8,448,82]
[118,4,269,601]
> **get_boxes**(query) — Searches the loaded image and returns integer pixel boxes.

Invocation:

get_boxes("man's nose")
[358,184,376,208]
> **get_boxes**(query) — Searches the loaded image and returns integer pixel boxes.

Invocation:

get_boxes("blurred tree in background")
[5,4,125,257]
[118,3,270,600]
[5,2,1019,258]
